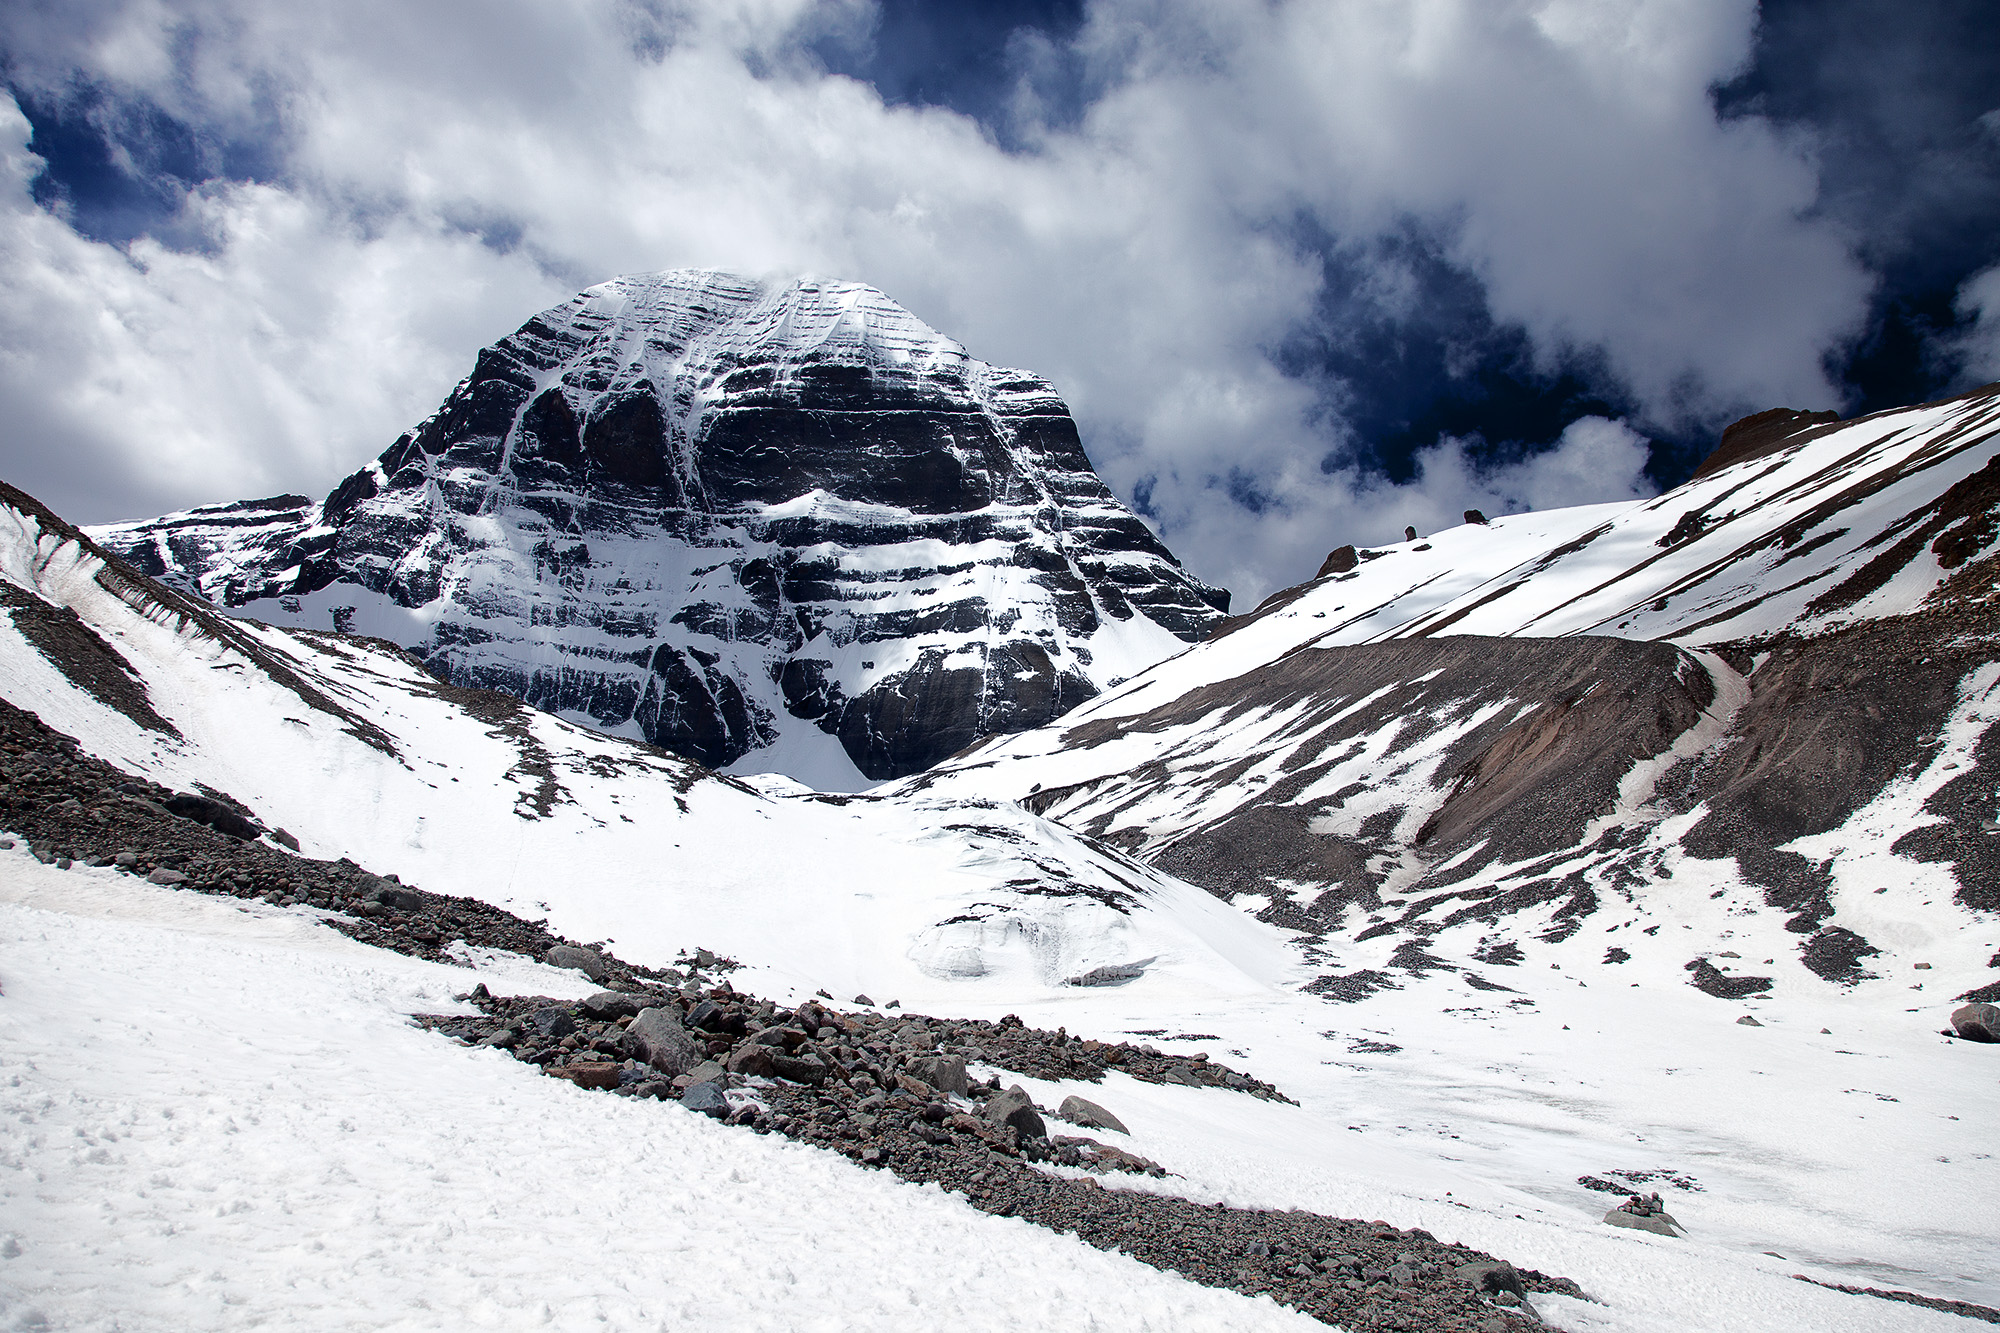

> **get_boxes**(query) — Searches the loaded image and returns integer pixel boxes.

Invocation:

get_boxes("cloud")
[0,0,1883,603]
[1954,264,2000,386]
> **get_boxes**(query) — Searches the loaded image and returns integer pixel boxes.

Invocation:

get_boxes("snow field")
[0,854,1325,1333]
[973,970,1997,1333]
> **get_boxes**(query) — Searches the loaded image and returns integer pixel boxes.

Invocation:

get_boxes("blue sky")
[2,0,1997,602]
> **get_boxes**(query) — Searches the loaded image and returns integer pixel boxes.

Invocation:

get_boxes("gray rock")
[1057,1095,1129,1135]
[269,828,301,851]
[1736,1015,1763,1026]
[581,991,641,1021]
[526,1005,576,1041]
[1065,960,1150,987]
[146,867,187,886]
[1952,1001,2000,1043]
[543,944,609,982]
[683,1059,726,1086]
[984,1084,1047,1139]
[164,792,264,840]
[1457,1262,1527,1298]
[1604,1193,1684,1237]
[1604,1209,1684,1237]
[852,994,875,1006]
[114,851,138,867]
[374,883,426,913]
[770,1052,831,1085]
[679,1081,729,1117]
[905,1055,969,1098]
[627,1007,701,1077]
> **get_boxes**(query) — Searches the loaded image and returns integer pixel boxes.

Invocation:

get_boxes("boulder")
[1065,961,1149,987]
[547,1061,620,1090]
[1464,509,1489,525]
[543,944,609,982]
[526,1005,576,1042]
[682,1059,727,1086]
[1457,1261,1526,1299]
[373,883,426,913]
[905,1055,969,1097]
[770,1052,831,1085]
[679,1081,730,1117]
[627,1007,701,1077]
[984,1084,1047,1140]
[581,990,641,1021]
[146,868,187,886]
[164,792,264,840]
[1057,1095,1129,1134]
[1603,1193,1684,1237]
[1316,545,1359,577]
[725,1043,778,1077]
[1952,1002,2000,1042]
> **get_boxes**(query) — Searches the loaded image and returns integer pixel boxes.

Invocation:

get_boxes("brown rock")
[725,1043,778,1077]
[1317,545,1359,577]
[1952,1001,2000,1042]
[547,1062,621,1090]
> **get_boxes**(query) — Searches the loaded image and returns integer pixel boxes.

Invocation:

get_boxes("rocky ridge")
[91,271,1227,785]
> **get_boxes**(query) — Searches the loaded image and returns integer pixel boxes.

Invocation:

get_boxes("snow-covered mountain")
[6,432,2000,1326]
[3,479,1263,997]
[89,271,1227,788]
[898,385,2000,1006]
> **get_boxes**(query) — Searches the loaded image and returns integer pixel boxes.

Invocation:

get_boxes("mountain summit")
[92,271,1227,785]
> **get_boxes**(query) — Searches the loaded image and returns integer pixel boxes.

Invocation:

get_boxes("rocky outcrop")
[91,271,1226,783]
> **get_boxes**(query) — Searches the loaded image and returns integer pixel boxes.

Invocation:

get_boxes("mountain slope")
[89,271,1226,788]
[7,476,2000,1324]
[1218,384,2000,649]
[2,478,1275,1001]
[898,387,2000,1006]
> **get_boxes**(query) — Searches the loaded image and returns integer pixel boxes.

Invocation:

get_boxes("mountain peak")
[92,271,1228,787]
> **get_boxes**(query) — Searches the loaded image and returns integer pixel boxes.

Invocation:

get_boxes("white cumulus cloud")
[0,0,1881,602]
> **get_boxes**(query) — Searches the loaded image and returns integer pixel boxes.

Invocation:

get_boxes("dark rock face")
[90,271,1226,783]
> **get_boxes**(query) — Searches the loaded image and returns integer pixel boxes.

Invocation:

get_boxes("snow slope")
[0,855,1322,1333]
[1225,383,2000,650]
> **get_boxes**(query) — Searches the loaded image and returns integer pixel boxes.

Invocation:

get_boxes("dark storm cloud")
[0,0,1991,602]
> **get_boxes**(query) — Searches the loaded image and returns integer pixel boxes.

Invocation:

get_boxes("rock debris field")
[0,695,1576,1331]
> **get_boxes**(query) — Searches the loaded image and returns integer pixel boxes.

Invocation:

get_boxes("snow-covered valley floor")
[0,854,1327,1333]
[3,848,1994,1333]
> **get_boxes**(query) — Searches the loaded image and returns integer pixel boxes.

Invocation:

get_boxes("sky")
[1,0,1997,604]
